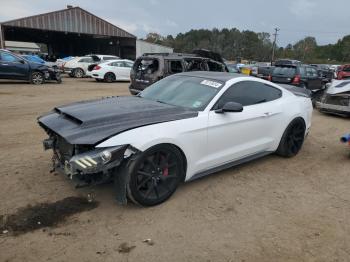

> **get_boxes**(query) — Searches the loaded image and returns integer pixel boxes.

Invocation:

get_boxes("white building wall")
[136,40,173,58]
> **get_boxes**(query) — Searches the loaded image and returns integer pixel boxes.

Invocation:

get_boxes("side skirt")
[187,151,273,182]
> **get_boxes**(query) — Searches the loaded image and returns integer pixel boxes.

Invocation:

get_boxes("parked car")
[226,63,240,73]
[336,64,350,80]
[0,49,61,84]
[89,59,134,82]
[63,55,119,78]
[129,52,228,95]
[270,65,323,90]
[316,80,350,116]
[38,72,312,206]
[310,64,334,83]
[256,66,274,80]
[56,56,75,70]
[274,59,301,66]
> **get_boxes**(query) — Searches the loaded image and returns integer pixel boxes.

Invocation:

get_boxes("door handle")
[262,112,272,117]
[1,63,9,66]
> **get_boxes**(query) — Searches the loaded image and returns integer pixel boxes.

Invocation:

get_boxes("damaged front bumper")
[43,138,138,204]
[316,100,350,116]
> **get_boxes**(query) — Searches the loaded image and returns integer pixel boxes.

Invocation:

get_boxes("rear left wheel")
[276,118,306,157]
[126,145,184,206]
[104,72,116,83]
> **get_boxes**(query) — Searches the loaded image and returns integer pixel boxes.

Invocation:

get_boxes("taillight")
[94,65,101,70]
[292,74,301,85]
[267,75,272,81]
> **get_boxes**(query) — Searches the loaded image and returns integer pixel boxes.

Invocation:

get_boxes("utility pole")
[271,28,280,65]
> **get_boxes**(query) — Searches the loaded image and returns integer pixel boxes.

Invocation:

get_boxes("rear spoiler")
[279,84,311,98]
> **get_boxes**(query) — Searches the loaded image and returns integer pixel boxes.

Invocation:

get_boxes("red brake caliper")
[161,155,169,176]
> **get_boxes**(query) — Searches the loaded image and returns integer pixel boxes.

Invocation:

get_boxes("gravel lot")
[0,77,350,262]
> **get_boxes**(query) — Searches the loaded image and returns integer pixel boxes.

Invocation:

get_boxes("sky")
[0,0,349,47]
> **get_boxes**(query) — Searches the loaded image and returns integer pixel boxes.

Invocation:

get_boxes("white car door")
[109,61,127,80]
[203,80,284,170]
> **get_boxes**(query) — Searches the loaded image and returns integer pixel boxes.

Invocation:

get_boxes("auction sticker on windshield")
[200,80,222,88]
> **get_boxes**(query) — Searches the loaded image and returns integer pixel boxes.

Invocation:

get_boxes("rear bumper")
[91,72,104,79]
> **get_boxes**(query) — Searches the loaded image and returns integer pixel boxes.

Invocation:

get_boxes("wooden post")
[0,24,4,49]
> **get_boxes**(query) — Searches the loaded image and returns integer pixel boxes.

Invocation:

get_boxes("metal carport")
[0,6,136,59]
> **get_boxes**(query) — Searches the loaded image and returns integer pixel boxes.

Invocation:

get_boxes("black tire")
[56,75,62,84]
[311,89,325,108]
[73,68,84,78]
[104,72,116,83]
[126,144,184,206]
[276,118,306,157]
[31,71,44,85]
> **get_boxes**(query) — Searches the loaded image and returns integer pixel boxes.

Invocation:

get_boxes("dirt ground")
[0,77,350,262]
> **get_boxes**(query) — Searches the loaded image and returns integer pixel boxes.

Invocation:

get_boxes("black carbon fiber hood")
[38,96,198,145]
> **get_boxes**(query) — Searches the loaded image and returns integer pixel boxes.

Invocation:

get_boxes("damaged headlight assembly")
[66,145,128,175]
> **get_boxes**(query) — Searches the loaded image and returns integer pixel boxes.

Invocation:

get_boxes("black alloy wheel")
[104,72,116,83]
[127,145,184,206]
[276,118,306,157]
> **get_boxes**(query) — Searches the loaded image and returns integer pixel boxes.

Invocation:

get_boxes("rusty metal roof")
[1,6,136,38]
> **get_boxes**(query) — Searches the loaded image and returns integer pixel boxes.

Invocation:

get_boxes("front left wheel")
[31,72,44,85]
[126,145,184,206]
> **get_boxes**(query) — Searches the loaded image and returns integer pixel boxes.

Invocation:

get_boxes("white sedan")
[89,59,134,82]
[38,72,313,206]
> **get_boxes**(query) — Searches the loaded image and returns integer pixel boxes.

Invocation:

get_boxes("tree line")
[143,29,350,64]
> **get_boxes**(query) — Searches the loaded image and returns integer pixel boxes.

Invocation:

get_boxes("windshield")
[140,75,222,110]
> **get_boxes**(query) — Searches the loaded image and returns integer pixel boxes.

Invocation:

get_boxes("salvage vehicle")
[0,49,61,84]
[310,64,334,83]
[38,72,312,206]
[316,80,350,116]
[336,64,350,80]
[89,59,134,82]
[129,52,228,95]
[63,55,119,78]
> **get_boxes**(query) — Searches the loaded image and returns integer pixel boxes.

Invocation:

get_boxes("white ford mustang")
[38,72,313,206]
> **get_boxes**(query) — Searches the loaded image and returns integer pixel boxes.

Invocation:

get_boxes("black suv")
[129,51,228,95]
[0,50,61,84]
[270,64,323,90]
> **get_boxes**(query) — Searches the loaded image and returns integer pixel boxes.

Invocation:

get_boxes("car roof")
[101,59,131,64]
[175,71,243,82]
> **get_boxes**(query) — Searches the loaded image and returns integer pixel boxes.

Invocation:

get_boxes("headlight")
[69,145,127,173]
[101,150,112,163]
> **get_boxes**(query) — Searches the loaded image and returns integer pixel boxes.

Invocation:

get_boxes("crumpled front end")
[316,92,350,116]
[42,132,138,204]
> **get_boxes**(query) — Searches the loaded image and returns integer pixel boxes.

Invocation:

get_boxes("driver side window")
[0,52,20,62]
[214,81,282,109]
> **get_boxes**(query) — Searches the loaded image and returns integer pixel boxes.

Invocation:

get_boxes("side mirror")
[19,60,25,64]
[215,102,243,114]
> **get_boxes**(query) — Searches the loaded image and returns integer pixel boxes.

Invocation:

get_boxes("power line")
[271,27,280,64]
